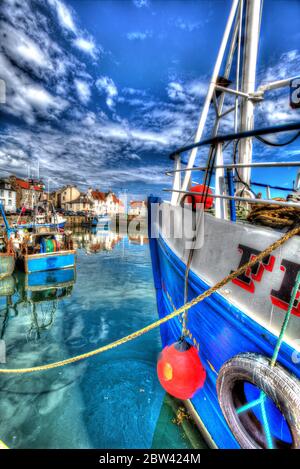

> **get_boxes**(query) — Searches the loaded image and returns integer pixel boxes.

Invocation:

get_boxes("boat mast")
[237,0,262,189]
[172,0,264,206]
[178,0,240,200]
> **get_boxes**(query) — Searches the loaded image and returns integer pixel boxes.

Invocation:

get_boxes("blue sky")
[0,0,299,199]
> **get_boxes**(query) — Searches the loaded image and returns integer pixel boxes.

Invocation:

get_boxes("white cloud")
[73,37,97,57]
[129,153,141,161]
[17,40,49,68]
[96,76,118,110]
[48,0,100,59]
[126,30,152,41]
[173,18,203,32]
[167,78,208,103]
[74,79,91,104]
[26,86,57,108]
[167,82,186,101]
[186,79,207,98]
[258,49,300,85]
[0,54,68,124]
[122,87,146,96]
[256,50,300,126]
[0,21,52,72]
[82,112,96,126]
[133,0,149,8]
[48,0,77,33]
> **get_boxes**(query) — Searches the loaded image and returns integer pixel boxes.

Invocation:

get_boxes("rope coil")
[247,199,300,229]
[0,225,299,374]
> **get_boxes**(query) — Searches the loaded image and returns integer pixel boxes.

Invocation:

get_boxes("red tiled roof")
[92,190,123,205]
[112,194,122,204]
[15,178,43,191]
[130,200,145,207]
[91,190,106,201]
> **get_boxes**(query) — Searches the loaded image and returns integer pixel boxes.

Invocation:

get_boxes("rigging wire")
[255,131,300,147]
[232,139,256,197]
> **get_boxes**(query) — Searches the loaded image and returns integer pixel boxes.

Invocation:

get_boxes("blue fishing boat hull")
[26,267,76,289]
[51,222,65,230]
[23,250,76,273]
[148,197,300,449]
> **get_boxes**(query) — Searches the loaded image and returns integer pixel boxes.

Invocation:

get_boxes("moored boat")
[149,0,300,449]
[15,201,66,231]
[17,231,76,273]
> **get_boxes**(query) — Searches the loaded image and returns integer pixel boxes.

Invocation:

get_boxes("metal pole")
[171,154,181,206]
[227,169,236,221]
[238,0,262,187]
[215,143,227,219]
[180,0,240,196]
[165,189,300,209]
[235,0,243,132]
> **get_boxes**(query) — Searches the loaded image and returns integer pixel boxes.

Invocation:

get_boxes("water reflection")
[0,268,76,343]
[0,227,169,449]
[0,228,149,345]
[72,227,148,252]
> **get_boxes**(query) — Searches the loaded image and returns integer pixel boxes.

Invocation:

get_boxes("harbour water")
[0,228,204,449]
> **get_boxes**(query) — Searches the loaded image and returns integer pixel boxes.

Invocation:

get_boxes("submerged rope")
[0,225,299,374]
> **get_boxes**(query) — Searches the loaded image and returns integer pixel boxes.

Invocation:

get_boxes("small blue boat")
[23,250,76,274]
[25,267,76,290]
[16,229,76,274]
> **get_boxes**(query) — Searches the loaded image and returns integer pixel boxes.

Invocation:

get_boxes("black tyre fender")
[216,353,300,449]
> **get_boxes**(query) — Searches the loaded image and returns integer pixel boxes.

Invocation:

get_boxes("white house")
[105,191,124,215]
[87,189,124,215]
[0,179,17,213]
[128,200,147,217]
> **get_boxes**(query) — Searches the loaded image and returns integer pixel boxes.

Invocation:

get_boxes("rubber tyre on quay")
[216,353,300,449]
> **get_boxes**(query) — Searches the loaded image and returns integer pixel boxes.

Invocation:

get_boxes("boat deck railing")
[165,122,300,218]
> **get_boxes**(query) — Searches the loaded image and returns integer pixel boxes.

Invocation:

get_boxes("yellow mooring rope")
[0,225,299,374]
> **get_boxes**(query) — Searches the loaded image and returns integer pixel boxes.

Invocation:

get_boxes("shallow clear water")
[0,229,195,449]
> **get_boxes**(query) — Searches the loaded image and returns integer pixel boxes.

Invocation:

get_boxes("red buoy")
[186,184,213,210]
[157,338,206,400]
